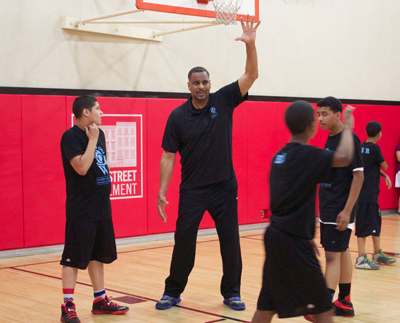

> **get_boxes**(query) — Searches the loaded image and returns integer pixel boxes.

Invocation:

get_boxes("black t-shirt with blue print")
[319,131,363,223]
[162,81,247,189]
[61,125,111,222]
[358,141,385,202]
[269,143,334,240]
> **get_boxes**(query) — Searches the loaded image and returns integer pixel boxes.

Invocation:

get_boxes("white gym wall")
[0,0,399,101]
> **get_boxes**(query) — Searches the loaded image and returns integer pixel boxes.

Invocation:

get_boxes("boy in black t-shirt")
[317,96,364,318]
[251,101,355,323]
[355,121,396,269]
[60,96,129,323]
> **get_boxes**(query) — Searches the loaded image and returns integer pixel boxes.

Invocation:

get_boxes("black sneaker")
[61,301,81,323]
[333,299,355,317]
[155,295,181,310]
[223,297,245,310]
[91,296,129,315]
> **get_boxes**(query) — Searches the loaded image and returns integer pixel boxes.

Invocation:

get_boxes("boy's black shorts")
[256,225,332,318]
[355,201,381,237]
[60,217,117,270]
[320,223,352,252]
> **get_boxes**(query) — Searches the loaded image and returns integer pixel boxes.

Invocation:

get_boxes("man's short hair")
[285,101,315,135]
[72,95,98,119]
[316,96,343,113]
[366,121,382,137]
[188,66,210,80]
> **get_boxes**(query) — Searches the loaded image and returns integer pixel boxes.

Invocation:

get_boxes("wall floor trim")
[0,222,269,259]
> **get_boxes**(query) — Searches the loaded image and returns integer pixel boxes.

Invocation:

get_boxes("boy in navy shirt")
[251,101,355,323]
[355,121,396,269]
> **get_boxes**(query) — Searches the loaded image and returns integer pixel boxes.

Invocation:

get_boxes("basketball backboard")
[136,0,259,22]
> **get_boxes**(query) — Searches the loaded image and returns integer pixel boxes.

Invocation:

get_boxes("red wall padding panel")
[146,98,185,235]
[22,96,67,247]
[0,95,24,250]
[1,94,399,251]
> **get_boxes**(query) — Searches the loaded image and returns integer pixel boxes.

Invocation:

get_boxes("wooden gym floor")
[1,215,399,322]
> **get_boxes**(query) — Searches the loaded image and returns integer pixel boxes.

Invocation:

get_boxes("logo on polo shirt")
[210,106,218,119]
[274,153,287,164]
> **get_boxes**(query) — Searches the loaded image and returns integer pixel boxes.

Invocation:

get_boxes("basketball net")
[196,0,243,25]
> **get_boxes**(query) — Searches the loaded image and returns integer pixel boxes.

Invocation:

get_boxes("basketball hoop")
[197,0,211,4]
[212,0,243,25]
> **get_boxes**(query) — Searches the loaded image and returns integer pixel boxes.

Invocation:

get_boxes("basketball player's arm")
[380,167,392,190]
[331,106,355,168]
[236,15,260,97]
[70,124,99,176]
[336,171,364,231]
[158,150,176,223]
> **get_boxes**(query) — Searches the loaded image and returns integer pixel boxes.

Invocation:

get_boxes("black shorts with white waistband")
[320,222,352,252]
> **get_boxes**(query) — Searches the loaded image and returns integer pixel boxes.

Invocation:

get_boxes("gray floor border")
[0,222,269,260]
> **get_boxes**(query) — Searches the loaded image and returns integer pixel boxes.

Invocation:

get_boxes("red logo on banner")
[71,114,143,200]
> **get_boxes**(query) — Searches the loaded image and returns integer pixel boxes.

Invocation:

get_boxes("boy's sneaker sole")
[303,314,315,322]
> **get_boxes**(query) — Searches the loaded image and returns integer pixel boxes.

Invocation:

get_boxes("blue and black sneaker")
[223,297,245,310]
[155,295,181,310]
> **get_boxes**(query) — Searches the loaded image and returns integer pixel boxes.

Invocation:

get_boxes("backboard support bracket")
[61,7,222,42]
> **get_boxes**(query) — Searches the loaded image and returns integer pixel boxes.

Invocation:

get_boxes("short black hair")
[366,121,382,137]
[188,66,210,80]
[316,96,343,113]
[285,101,315,135]
[72,95,98,118]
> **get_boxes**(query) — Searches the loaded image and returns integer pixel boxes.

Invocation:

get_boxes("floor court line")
[8,267,251,323]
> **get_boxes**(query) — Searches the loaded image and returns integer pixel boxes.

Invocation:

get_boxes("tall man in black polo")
[156,15,260,310]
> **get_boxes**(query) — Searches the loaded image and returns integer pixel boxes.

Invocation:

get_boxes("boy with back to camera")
[317,96,364,318]
[355,121,396,269]
[60,95,129,323]
[251,101,355,323]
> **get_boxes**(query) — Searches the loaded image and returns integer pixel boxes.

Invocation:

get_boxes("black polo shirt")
[358,142,385,202]
[162,81,247,189]
[319,131,363,224]
[269,143,334,240]
[61,126,112,222]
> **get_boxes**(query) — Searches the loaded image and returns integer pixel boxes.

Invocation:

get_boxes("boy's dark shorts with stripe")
[355,201,381,238]
[256,225,333,318]
[320,223,352,252]
[60,217,117,270]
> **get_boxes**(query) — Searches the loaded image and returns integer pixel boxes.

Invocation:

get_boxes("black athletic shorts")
[355,201,381,238]
[257,225,332,318]
[60,217,117,270]
[320,223,352,252]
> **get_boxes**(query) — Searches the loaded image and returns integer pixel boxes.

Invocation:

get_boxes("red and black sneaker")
[61,301,81,323]
[92,296,129,315]
[333,299,355,317]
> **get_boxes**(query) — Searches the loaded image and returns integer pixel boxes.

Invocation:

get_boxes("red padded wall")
[146,98,185,235]
[0,95,24,250]
[247,102,290,224]
[1,94,400,252]
[22,95,67,247]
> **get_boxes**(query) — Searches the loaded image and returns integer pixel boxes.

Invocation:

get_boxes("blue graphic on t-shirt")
[361,147,370,154]
[320,183,331,188]
[95,146,111,185]
[274,153,287,164]
[210,106,218,119]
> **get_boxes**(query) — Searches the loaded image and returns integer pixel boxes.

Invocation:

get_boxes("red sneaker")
[92,296,129,315]
[61,301,81,323]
